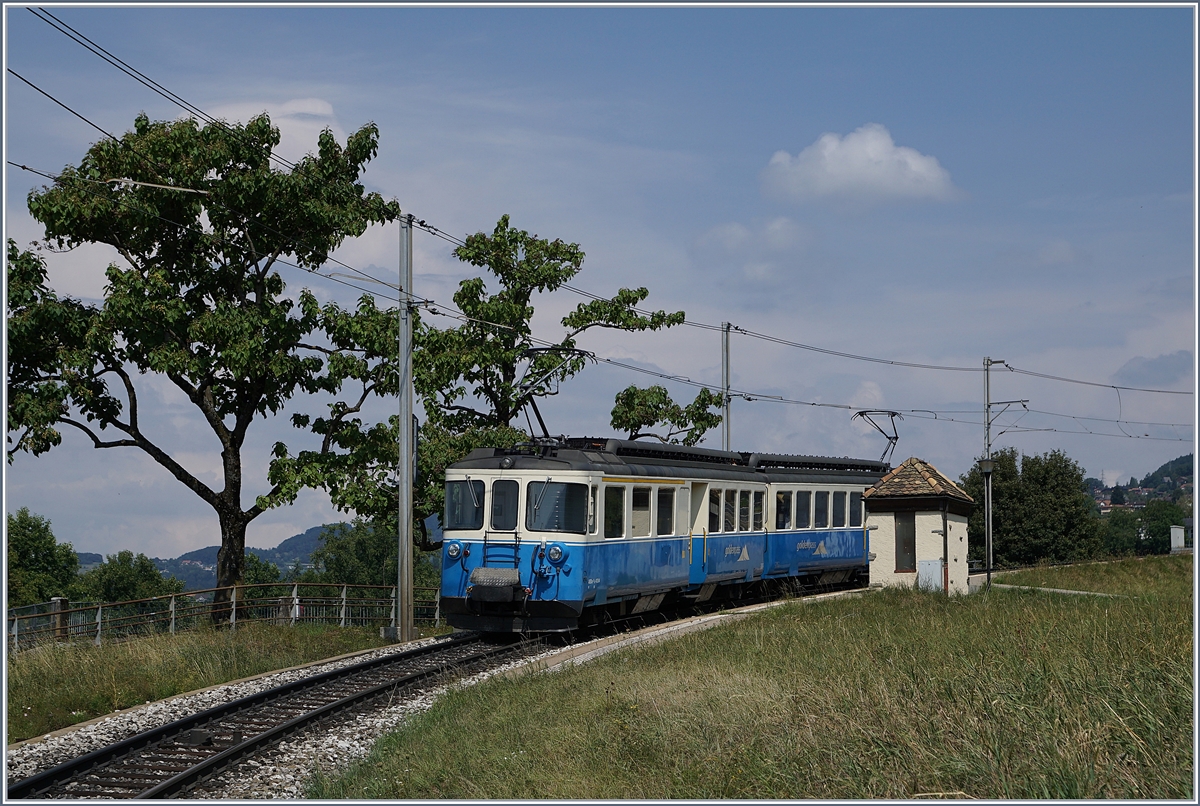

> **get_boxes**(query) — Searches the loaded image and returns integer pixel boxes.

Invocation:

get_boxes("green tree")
[6,113,399,610]
[960,448,1101,566]
[1110,486,1126,506]
[6,508,79,608]
[269,214,686,548]
[1141,500,1187,555]
[416,214,685,432]
[70,550,184,603]
[243,552,282,585]
[310,519,396,587]
[1101,508,1141,556]
[609,385,723,446]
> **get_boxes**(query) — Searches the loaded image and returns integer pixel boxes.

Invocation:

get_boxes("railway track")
[7,633,547,800]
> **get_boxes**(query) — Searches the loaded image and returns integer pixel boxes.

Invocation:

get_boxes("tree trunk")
[211,504,249,624]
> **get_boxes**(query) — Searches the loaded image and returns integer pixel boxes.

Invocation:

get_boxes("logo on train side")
[795,540,828,556]
[724,545,750,561]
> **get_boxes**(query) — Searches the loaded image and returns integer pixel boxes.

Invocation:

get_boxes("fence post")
[51,597,69,642]
[339,585,347,628]
[229,586,237,630]
[291,584,299,626]
[94,604,102,647]
[169,595,176,635]
[390,586,397,629]
[10,615,18,653]
[434,596,441,629]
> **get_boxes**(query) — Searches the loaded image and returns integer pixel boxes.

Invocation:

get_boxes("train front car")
[438,439,888,634]
[439,444,596,632]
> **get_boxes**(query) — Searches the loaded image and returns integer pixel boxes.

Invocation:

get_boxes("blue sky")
[3,4,1195,558]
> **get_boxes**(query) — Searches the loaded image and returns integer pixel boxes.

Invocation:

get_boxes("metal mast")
[722,322,731,451]
[397,214,415,642]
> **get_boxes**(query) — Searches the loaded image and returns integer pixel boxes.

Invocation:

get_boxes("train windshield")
[444,480,485,530]
[526,481,588,533]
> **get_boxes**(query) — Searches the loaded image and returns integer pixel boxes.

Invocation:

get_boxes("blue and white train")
[438,438,888,633]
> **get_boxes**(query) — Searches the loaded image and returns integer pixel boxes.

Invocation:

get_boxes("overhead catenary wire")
[11,13,1192,438]
[32,10,1182,400]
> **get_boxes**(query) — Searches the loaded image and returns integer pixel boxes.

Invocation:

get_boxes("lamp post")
[397,214,415,642]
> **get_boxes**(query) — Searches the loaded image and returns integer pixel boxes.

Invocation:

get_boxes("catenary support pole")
[398,214,416,643]
[722,322,731,451]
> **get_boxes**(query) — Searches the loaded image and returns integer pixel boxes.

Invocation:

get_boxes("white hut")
[863,457,974,595]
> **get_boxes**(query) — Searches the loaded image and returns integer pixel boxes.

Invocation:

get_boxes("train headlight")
[547,544,565,563]
[447,541,462,559]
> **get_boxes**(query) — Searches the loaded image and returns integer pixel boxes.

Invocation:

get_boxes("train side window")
[850,491,863,528]
[677,489,690,536]
[723,489,737,532]
[776,491,792,529]
[814,491,829,529]
[444,479,485,530]
[709,489,721,532]
[632,487,652,537]
[795,491,811,529]
[589,485,598,534]
[656,488,675,536]
[832,491,846,528]
[526,482,588,533]
[604,486,625,539]
[738,491,750,531]
[491,480,519,531]
[752,491,764,531]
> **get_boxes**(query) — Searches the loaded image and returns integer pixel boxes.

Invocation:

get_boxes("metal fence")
[7,583,441,652]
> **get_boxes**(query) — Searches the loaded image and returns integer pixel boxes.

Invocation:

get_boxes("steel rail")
[7,633,486,799]
[139,639,539,798]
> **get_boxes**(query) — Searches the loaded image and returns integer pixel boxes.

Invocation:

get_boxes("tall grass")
[7,623,396,743]
[997,554,1193,598]
[313,558,1192,799]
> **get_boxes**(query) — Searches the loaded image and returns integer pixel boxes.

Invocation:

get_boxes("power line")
[7,68,406,295]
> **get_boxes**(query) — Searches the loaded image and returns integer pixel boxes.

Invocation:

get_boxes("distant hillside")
[1141,454,1193,490]
[75,552,103,572]
[149,524,338,591]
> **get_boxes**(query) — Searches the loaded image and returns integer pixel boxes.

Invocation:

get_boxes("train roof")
[448,437,889,485]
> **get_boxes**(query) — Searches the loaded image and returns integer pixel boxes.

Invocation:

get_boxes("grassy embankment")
[7,623,396,743]
[312,555,1193,799]
[995,554,1192,597]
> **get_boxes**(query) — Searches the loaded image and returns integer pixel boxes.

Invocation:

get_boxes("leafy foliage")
[1140,500,1189,555]
[609,385,722,446]
[960,448,1102,566]
[6,508,78,608]
[1100,508,1140,556]
[6,112,399,598]
[416,214,685,432]
[70,550,184,603]
[243,552,282,585]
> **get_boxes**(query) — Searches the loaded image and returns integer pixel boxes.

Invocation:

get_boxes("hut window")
[895,511,916,572]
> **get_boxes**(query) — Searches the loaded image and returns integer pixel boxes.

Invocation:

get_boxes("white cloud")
[206,98,347,164]
[762,123,957,204]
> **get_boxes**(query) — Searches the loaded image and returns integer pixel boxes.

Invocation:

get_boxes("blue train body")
[439,438,887,633]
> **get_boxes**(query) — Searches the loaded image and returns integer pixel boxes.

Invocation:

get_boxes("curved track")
[7,633,546,799]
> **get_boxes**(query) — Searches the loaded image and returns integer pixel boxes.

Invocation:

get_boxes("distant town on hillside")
[1085,454,1193,515]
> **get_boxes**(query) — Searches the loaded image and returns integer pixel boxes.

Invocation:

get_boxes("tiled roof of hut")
[863,457,974,504]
